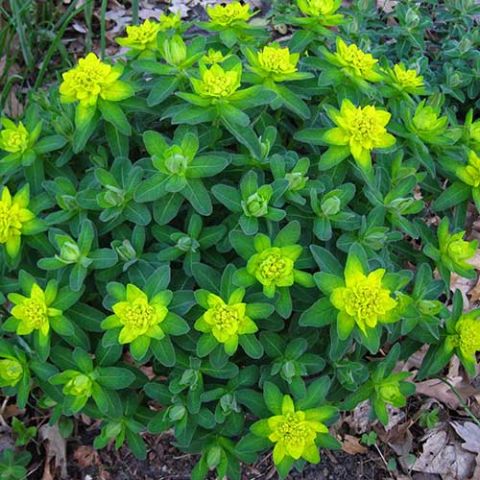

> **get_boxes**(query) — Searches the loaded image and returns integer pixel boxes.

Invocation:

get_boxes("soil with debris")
[62,432,386,480]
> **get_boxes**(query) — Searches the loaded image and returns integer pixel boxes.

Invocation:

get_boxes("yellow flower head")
[116,19,161,51]
[333,38,381,82]
[63,373,93,397]
[257,45,299,75]
[267,395,328,465]
[456,315,480,358]
[324,99,396,170]
[412,102,448,136]
[193,64,241,98]
[247,247,295,289]
[194,290,258,354]
[457,150,480,188]
[330,254,397,337]
[470,119,480,144]
[0,358,23,387]
[437,217,477,274]
[0,186,35,258]
[158,12,182,31]
[9,283,62,337]
[59,53,133,107]
[376,374,409,408]
[0,120,29,154]
[106,284,169,344]
[202,49,228,65]
[391,63,424,93]
[206,2,252,27]
[297,0,342,19]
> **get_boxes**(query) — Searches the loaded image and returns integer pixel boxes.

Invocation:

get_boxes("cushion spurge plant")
[2,1,480,479]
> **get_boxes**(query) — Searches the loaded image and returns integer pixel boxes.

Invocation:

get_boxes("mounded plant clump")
[1,1,480,478]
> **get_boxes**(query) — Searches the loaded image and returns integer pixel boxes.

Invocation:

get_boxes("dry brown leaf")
[470,452,480,480]
[378,421,413,457]
[341,434,368,455]
[0,424,14,454]
[39,424,68,479]
[73,445,100,468]
[450,272,474,308]
[384,405,406,432]
[415,377,476,409]
[467,251,480,270]
[451,422,480,454]
[413,428,476,479]
[41,461,54,480]
[343,400,371,434]
[377,0,398,13]
[468,275,480,304]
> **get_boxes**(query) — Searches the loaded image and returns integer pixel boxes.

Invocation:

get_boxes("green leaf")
[145,265,171,297]
[147,76,180,106]
[211,184,242,212]
[151,337,176,367]
[95,367,135,389]
[310,245,343,276]
[182,179,212,215]
[299,298,334,327]
[196,334,217,358]
[263,381,283,414]
[124,202,151,226]
[134,173,169,203]
[221,117,262,160]
[162,313,190,336]
[239,335,264,359]
[153,193,183,225]
[192,263,221,292]
[98,100,131,136]
[432,181,471,211]
[188,154,229,178]
[319,146,351,170]
[274,85,311,119]
[217,103,250,127]
[35,135,67,153]
[105,122,129,158]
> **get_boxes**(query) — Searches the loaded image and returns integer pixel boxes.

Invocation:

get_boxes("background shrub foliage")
[1,0,480,478]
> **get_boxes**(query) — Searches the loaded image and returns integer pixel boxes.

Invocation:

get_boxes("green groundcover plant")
[1,0,480,478]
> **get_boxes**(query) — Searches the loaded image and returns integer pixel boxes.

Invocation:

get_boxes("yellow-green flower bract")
[445,311,480,375]
[391,63,424,94]
[8,283,62,337]
[116,19,161,52]
[257,45,299,75]
[59,53,133,107]
[267,395,328,464]
[102,284,170,344]
[437,218,477,276]
[202,49,228,65]
[192,64,242,98]
[206,1,252,26]
[330,253,397,338]
[63,373,93,397]
[0,120,30,154]
[456,315,480,359]
[323,99,396,171]
[194,290,258,354]
[331,38,382,82]
[456,151,480,188]
[247,247,296,295]
[412,101,448,137]
[297,0,342,22]
[0,358,23,387]
[0,186,36,258]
